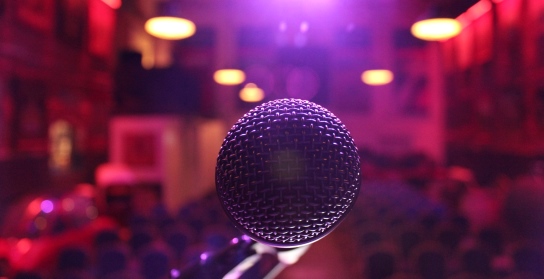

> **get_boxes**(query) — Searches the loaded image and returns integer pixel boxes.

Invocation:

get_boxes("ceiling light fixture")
[145,1,195,40]
[214,69,246,86]
[361,69,394,86]
[411,18,461,41]
[410,1,475,42]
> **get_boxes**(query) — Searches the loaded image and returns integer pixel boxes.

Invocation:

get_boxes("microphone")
[216,98,361,248]
[174,99,361,279]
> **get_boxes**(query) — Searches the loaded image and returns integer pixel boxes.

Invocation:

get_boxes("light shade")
[411,18,462,41]
[214,69,246,85]
[361,69,394,86]
[145,16,196,40]
[239,83,264,102]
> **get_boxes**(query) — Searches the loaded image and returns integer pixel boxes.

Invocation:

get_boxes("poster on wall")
[55,0,87,48]
[10,77,48,154]
[121,133,157,168]
[0,78,12,159]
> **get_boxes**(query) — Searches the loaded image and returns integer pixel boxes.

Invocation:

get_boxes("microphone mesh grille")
[216,99,361,247]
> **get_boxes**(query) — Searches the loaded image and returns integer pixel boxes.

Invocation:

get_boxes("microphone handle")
[172,236,310,279]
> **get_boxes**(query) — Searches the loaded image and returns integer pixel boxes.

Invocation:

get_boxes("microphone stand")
[171,235,311,279]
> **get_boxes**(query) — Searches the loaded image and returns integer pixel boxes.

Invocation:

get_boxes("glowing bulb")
[411,18,462,41]
[361,69,394,86]
[239,83,265,102]
[214,69,246,85]
[145,16,196,40]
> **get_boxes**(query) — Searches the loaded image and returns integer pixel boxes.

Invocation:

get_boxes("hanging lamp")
[145,1,196,40]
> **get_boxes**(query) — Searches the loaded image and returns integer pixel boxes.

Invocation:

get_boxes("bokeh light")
[17,238,32,255]
[27,198,42,217]
[214,69,246,85]
[145,16,196,40]
[101,0,121,9]
[361,69,394,86]
[411,18,462,41]
[40,200,54,214]
[239,83,265,102]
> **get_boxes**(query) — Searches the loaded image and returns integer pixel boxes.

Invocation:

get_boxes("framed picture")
[121,133,158,168]
[15,0,54,31]
[55,0,87,47]
[109,117,170,181]
[10,76,48,154]
[0,77,12,159]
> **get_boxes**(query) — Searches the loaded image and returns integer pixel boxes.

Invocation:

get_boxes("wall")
[121,0,446,163]
[0,0,117,202]
[441,0,544,177]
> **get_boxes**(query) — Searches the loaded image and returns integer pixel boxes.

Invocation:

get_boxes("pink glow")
[26,198,42,217]
[41,200,54,214]
[101,0,121,9]
[16,238,32,255]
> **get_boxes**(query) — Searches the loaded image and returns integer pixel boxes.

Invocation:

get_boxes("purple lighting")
[170,269,180,278]
[40,200,54,214]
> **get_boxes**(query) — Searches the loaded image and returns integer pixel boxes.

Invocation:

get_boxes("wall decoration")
[0,77,12,159]
[10,76,48,154]
[55,0,87,48]
[121,132,158,168]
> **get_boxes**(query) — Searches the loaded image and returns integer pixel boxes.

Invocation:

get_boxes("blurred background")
[1,0,544,278]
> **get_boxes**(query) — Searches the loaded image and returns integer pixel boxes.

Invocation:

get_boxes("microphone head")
[216,99,361,248]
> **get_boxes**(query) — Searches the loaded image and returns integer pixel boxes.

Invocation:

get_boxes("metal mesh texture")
[216,99,361,247]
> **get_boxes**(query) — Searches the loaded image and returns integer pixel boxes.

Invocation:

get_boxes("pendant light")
[410,3,465,41]
[145,0,196,40]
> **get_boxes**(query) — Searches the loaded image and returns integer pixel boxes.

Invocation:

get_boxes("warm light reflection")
[239,83,265,102]
[101,0,121,9]
[361,69,394,86]
[27,198,42,217]
[145,16,196,40]
[411,18,462,41]
[17,239,32,254]
[49,120,73,170]
[458,0,492,26]
[214,69,246,85]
